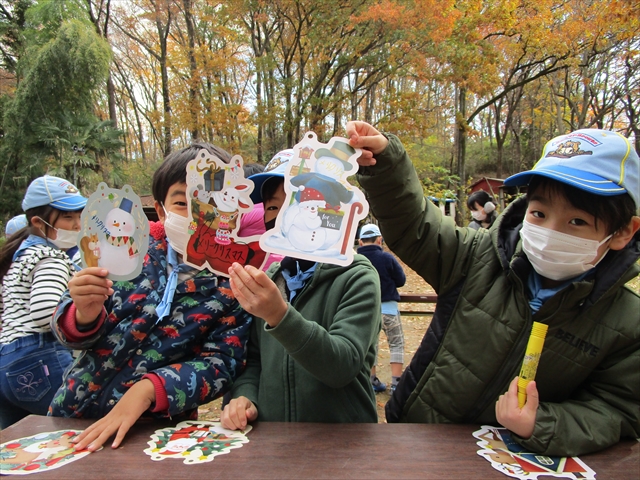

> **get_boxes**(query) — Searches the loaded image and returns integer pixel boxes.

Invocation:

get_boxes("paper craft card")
[144,420,252,464]
[261,132,368,266]
[184,150,266,276]
[78,183,150,281]
[473,426,596,480]
[0,430,92,475]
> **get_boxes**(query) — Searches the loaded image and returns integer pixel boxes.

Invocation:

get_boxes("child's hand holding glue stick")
[518,322,548,407]
[495,321,548,438]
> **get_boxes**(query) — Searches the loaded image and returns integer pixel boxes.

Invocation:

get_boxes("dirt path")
[198,249,433,423]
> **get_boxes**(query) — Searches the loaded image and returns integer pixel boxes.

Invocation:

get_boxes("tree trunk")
[155,3,172,156]
[455,86,467,226]
[183,0,199,140]
[256,66,264,163]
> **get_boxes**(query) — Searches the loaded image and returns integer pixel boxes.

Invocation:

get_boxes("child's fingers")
[222,404,244,430]
[73,423,102,451]
[75,267,110,278]
[524,381,539,412]
[509,376,518,395]
[246,402,258,423]
[111,422,133,449]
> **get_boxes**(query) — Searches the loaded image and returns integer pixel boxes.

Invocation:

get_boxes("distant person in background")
[357,223,406,393]
[467,190,498,230]
[5,214,28,238]
[0,175,87,428]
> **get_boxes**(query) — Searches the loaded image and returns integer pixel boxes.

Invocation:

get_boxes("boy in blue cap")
[346,122,639,456]
[357,223,406,393]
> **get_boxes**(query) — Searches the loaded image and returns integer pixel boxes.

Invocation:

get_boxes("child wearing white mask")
[347,121,640,457]
[48,143,251,453]
[466,190,498,230]
[0,175,87,427]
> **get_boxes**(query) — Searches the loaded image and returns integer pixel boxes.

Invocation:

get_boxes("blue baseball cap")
[22,175,87,212]
[359,223,381,239]
[5,214,28,236]
[249,149,294,203]
[504,129,639,207]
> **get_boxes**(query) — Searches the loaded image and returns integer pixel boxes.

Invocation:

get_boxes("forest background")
[1,0,638,226]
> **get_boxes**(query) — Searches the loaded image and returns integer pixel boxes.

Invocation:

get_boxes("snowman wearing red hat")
[281,185,331,252]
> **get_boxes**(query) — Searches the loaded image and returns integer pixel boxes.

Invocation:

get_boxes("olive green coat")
[230,256,381,423]
[359,135,640,456]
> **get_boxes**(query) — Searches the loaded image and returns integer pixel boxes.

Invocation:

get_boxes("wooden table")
[1,416,638,479]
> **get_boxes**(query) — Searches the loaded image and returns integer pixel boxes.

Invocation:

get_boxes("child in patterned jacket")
[49,143,252,452]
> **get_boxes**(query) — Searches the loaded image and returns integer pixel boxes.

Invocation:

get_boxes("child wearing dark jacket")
[347,121,640,456]
[357,223,406,393]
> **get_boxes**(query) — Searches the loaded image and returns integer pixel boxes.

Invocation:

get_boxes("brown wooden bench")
[398,293,437,316]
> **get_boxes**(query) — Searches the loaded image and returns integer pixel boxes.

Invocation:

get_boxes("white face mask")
[471,210,486,221]
[39,219,78,250]
[163,207,191,254]
[520,220,612,281]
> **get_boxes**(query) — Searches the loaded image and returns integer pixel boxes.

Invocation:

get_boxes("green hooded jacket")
[230,255,381,423]
[358,135,640,456]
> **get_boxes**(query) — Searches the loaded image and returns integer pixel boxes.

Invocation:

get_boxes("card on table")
[473,426,595,480]
[144,420,252,464]
[0,430,93,475]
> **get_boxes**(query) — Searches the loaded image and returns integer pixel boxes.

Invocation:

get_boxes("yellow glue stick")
[517,321,548,408]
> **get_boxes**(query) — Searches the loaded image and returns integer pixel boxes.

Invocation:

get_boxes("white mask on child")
[163,207,191,255]
[471,210,487,222]
[38,219,78,250]
[520,220,612,281]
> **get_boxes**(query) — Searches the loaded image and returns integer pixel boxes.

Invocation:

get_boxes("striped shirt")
[0,244,75,344]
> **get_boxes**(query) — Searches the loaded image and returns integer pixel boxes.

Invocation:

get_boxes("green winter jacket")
[358,134,640,456]
[229,255,381,423]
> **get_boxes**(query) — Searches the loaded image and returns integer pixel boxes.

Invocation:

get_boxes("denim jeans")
[0,332,73,428]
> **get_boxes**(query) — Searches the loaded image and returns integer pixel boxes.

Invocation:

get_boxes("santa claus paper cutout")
[0,430,94,475]
[473,426,595,480]
[261,132,368,266]
[78,184,150,281]
[183,149,267,276]
[144,420,252,464]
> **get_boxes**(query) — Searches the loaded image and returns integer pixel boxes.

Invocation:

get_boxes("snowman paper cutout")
[184,149,267,276]
[261,132,368,266]
[78,184,149,281]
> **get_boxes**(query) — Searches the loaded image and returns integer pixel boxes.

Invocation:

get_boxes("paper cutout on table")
[184,149,266,276]
[473,426,595,480]
[0,430,93,475]
[261,132,368,266]
[144,420,252,464]
[79,183,150,281]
